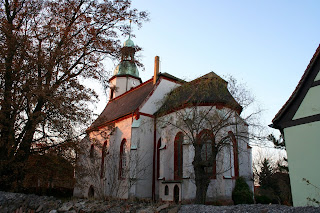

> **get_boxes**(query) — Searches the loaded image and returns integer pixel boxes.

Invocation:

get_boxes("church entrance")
[88,185,94,198]
[174,185,179,204]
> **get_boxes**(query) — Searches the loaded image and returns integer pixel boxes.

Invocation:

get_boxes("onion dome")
[123,38,134,47]
[114,61,139,77]
[113,38,139,78]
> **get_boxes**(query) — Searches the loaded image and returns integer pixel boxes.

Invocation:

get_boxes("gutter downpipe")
[152,116,156,202]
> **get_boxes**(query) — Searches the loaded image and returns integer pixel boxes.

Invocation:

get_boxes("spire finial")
[128,18,132,39]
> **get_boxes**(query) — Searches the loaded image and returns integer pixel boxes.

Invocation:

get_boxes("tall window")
[157,138,161,179]
[228,131,239,177]
[174,132,184,180]
[197,129,216,178]
[119,139,127,179]
[101,140,108,178]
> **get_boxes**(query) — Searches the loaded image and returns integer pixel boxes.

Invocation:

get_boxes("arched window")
[197,129,216,178]
[164,185,169,195]
[174,185,180,204]
[90,144,94,158]
[174,132,183,180]
[228,131,239,177]
[157,138,161,179]
[101,140,108,178]
[119,139,127,179]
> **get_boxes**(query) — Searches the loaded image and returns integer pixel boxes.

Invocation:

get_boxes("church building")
[74,38,253,203]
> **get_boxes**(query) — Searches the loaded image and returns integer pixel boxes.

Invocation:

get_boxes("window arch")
[174,132,184,180]
[164,185,169,195]
[157,138,161,179]
[228,131,239,177]
[174,185,180,204]
[101,140,108,178]
[197,129,216,178]
[119,139,127,179]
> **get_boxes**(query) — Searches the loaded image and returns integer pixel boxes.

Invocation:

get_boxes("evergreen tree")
[258,159,275,189]
[232,176,254,204]
[268,134,289,172]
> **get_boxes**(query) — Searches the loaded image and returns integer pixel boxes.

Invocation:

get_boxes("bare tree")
[74,134,150,199]
[0,0,148,191]
[156,73,258,204]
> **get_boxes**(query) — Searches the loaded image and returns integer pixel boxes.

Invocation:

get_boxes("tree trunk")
[0,47,16,161]
[194,165,210,204]
[0,22,20,190]
[193,145,211,204]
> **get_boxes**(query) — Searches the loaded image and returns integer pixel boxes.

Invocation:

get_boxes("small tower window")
[90,144,94,158]
[110,88,114,99]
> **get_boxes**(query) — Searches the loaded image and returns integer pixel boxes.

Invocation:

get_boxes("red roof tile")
[87,79,154,131]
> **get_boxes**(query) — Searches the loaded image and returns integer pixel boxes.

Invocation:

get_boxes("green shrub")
[232,176,254,204]
[255,194,272,204]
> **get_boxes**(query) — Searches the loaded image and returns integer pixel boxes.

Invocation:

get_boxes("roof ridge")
[197,71,226,81]
[158,72,186,83]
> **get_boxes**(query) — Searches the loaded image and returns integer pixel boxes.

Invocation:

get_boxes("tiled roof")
[87,79,154,131]
[155,72,242,116]
[272,44,320,127]
[158,72,186,83]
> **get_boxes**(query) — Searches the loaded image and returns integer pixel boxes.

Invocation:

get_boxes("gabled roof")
[272,44,320,129]
[158,72,186,83]
[87,79,154,132]
[136,73,184,114]
[155,72,242,116]
[197,72,227,84]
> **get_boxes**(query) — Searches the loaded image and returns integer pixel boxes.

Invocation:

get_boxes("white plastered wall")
[110,76,141,98]
[129,115,154,199]
[75,117,133,199]
[139,78,180,114]
[156,106,253,202]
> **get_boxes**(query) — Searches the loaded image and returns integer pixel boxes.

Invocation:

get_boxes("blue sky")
[98,1,320,137]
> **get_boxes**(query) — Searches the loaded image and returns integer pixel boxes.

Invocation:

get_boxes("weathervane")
[128,17,132,39]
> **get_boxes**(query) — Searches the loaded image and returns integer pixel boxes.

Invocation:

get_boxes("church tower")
[109,38,142,99]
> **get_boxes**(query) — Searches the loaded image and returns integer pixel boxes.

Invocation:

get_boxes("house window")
[197,129,216,178]
[157,138,161,178]
[119,139,127,179]
[90,144,94,158]
[164,185,169,195]
[174,132,183,180]
[101,140,108,178]
[228,131,239,177]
